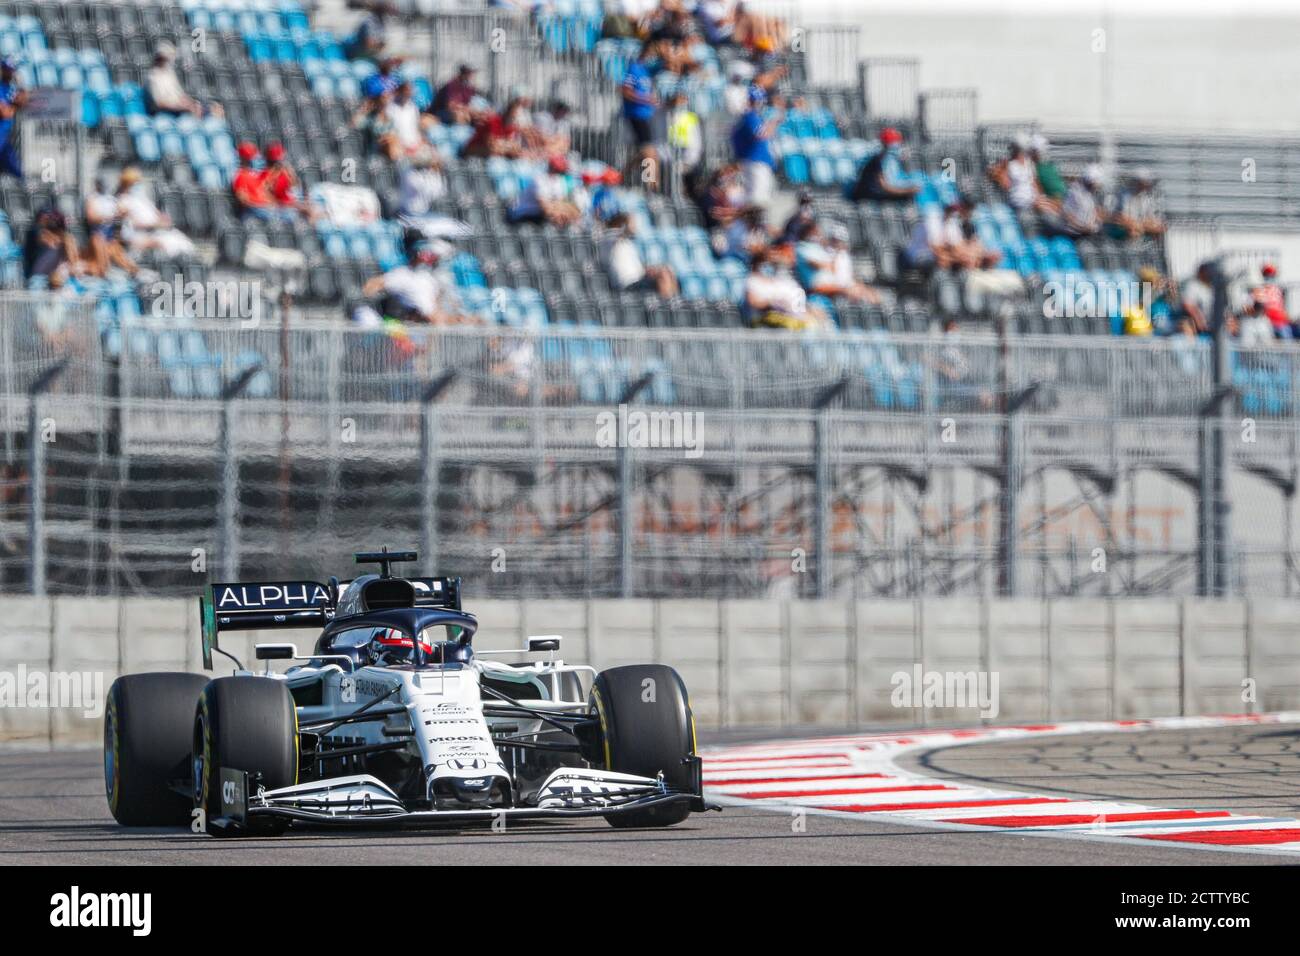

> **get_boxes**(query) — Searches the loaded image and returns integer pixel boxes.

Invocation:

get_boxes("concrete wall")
[1,597,1297,748]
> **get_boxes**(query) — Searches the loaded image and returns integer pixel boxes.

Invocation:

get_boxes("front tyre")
[590,664,697,828]
[193,676,297,836]
[105,672,210,826]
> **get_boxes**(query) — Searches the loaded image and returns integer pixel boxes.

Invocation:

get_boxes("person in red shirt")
[459,98,529,159]
[231,141,280,221]
[259,142,316,221]
[1251,262,1291,334]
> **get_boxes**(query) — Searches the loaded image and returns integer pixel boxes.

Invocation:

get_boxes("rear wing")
[199,576,463,669]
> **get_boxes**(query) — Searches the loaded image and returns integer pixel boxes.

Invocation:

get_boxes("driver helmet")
[369,628,433,664]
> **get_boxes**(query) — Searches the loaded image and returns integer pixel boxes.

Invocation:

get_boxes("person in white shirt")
[398,151,448,217]
[381,81,430,160]
[988,135,1053,215]
[116,167,196,259]
[601,213,677,297]
[1061,165,1106,237]
[84,174,139,277]
[508,154,581,227]
[360,240,467,325]
[745,244,830,331]
[147,43,222,118]
[796,221,879,303]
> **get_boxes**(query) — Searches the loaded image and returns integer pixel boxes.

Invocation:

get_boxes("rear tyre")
[193,676,298,836]
[590,664,697,828]
[104,672,210,826]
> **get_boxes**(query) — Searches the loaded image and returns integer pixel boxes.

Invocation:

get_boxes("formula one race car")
[104,548,709,835]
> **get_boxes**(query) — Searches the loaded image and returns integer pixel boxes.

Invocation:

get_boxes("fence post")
[814,376,848,598]
[420,371,458,576]
[218,366,260,581]
[618,374,655,597]
[26,359,68,595]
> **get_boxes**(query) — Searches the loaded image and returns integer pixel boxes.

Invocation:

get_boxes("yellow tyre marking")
[591,687,612,769]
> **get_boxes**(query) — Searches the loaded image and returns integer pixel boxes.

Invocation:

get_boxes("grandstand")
[1,0,1298,600]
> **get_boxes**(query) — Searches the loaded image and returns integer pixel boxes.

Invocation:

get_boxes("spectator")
[0,58,27,178]
[721,205,771,264]
[1251,262,1291,336]
[621,41,661,149]
[666,92,703,180]
[1029,134,1066,203]
[586,167,626,224]
[146,43,222,118]
[1179,261,1217,333]
[699,161,747,229]
[601,212,678,298]
[744,244,831,331]
[344,1,392,63]
[460,98,529,159]
[259,143,316,221]
[1121,303,1153,336]
[508,154,582,227]
[796,221,881,304]
[115,166,195,261]
[430,64,479,126]
[397,151,448,217]
[382,80,432,160]
[731,85,782,206]
[987,135,1053,215]
[359,239,466,325]
[901,196,966,273]
[723,60,756,116]
[1239,297,1275,347]
[84,174,138,277]
[534,100,573,157]
[849,127,921,203]
[23,208,82,289]
[1059,164,1106,238]
[1107,168,1164,240]
[1138,266,1178,335]
[699,0,739,45]
[779,190,816,244]
[232,142,284,221]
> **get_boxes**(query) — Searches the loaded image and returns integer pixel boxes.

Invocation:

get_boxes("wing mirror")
[527,635,562,652]
[255,643,298,661]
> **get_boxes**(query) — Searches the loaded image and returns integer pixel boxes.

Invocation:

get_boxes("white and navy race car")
[104,548,710,836]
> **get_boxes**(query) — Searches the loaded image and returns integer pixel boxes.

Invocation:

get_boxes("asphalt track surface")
[2,723,1297,864]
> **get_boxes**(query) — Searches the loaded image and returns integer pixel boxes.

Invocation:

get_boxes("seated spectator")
[116,166,195,260]
[699,162,747,229]
[721,206,772,264]
[508,154,582,227]
[987,135,1054,215]
[1179,261,1217,333]
[1138,266,1178,335]
[398,151,448,217]
[534,100,573,157]
[461,99,529,159]
[699,0,739,45]
[258,144,316,221]
[1251,262,1292,336]
[382,80,433,161]
[901,196,965,273]
[430,64,479,126]
[1122,304,1153,336]
[232,142,291,222]
[796,221,881,304]
[779,190,815,244]
[586,167,626,224]
[359,239,468,325]
[621,42,661,148]
[84,174,139,278]
[344,2,392,63]
[1106,168,1164,240]
[744,244,831,331]
[1239,297,1275,347]
[1029,134,1066,203]
[731,85,782,206]
[849,127,921,203]
[146,43,222,118]
[723,60,756,116]
[601,213,679,298]
[1059,164,1107,238]
[0,58,27,178]
[23,208,82,289]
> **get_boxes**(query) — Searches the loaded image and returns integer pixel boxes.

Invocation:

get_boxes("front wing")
[215,765,705,829]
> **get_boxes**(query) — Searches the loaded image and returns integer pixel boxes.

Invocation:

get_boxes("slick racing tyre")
[105,672,210,826]
[590,664,697,828]
[193,676,298,836]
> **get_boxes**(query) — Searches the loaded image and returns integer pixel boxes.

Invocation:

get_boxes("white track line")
[703,712,1300,857]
